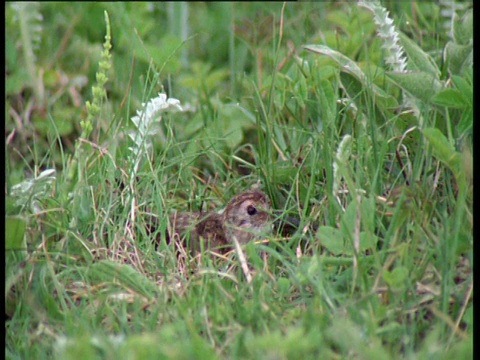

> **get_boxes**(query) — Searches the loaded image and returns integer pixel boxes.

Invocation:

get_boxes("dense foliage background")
[6,2,472,358]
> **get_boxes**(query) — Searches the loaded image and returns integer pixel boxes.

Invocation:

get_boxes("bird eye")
[247,205,257,216]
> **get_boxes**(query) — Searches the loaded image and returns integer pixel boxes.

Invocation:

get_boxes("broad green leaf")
[445,42,473,76]
[219,104,254,149]
[205,68,229,91]
[361,196,376,234]
[451,73,473,106]
[358,232,378,252]
[344,232,379,255]
[303,45,366,83]
[141,34,182,74]
[316,226,344,255]
[32,111,75,137]
[463,305,473,331]
[422,127,462,180]
[340,201,378,254]
[5,35,17,70]
[432,89,468,108]
[339,72,364,102]
[394,121,422,159]
[457,108,473,137]
[453,9,473,46]
[358,62,399,110]
[399,32,440,78]
[386,71,443,103]
[5,197,21,216]
[270,163,298,183]
[5,70,30,96]
[183,112,205,139]
[311,64,337,82]
[340,201,356,236]
[5,216,26,250]
[382,266,409,291]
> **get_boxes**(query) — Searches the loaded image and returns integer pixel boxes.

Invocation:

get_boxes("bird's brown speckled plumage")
[167,190,271,254]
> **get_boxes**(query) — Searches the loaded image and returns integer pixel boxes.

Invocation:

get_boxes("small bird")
[166,190,272,254]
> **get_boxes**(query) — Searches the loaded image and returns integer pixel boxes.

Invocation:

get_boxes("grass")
[5,2,472,359]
